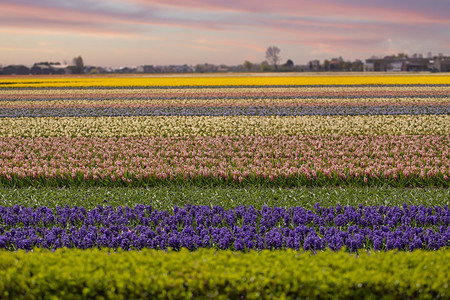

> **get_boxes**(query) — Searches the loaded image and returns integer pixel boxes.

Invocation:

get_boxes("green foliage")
[0,248,448,299]
[0,186,448,210]
[1,172,448,188]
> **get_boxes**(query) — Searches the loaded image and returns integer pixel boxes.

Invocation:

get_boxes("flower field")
[0,75,449,187]
[0,135,449,188]
[2,203,448,252]
[0,74,449,298]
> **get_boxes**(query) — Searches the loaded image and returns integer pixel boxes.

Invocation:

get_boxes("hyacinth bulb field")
[1,75,450,188]
[0,74,449,298]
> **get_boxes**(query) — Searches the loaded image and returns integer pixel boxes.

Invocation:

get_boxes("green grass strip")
[0,248,448,299]
[0,186,448,210]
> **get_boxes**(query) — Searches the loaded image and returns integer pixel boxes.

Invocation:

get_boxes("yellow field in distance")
[1,74,450,88]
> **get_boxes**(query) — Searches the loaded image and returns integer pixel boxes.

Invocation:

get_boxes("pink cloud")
[0,0,448,66]
[0,2,216,33]
[1,0,448,39]
[125,0,450,25]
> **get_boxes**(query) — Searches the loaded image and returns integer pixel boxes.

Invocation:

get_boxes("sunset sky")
[1,0,449,68]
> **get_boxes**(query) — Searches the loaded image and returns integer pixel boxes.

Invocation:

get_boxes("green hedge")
[0,248,448,299]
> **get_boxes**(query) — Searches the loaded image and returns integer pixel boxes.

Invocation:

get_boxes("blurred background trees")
[265,46,281,71]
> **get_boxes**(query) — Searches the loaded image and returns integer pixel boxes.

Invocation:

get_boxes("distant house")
[308,60,321,71]
[153,65,194,73]
[2,65,30,75]
[365,57,404,72]
[365,55,450,72]
[434,56,450,72]
[31,63,69,75]
[115,67,137,73]
[51,64,70,74]
[136,65,156,73]
[403,58,431,72]
[31,64,52,75]
[329,59,341,71]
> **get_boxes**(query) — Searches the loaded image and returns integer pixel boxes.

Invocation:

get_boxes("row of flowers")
[1,105,449,118]
[0,135,448,187]
[1,97,448,108]
[2,75,450,88]
[1,86,449,100]
[0,115,448,137]
[1,204,448,251]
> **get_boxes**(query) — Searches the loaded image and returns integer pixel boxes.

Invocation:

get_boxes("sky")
[0,0,449,68]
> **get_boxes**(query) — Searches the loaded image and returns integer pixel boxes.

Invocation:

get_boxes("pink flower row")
[0,135,448,185]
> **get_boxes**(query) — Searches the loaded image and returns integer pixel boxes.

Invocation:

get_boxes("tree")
[72,56,84,74]
[323,59,330,71]
[265,46,280,71]
[285,59,294,69]
[280,59,294,72]
[260,61,271,72]
[352,59,364,72]
[195,64,205,73]
[243,60,253,72]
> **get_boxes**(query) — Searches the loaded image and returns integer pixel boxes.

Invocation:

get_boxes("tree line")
[242,46,364,72]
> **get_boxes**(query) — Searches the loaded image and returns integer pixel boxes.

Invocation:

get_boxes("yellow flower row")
[1,74,450,88]
[0,115,448,137]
